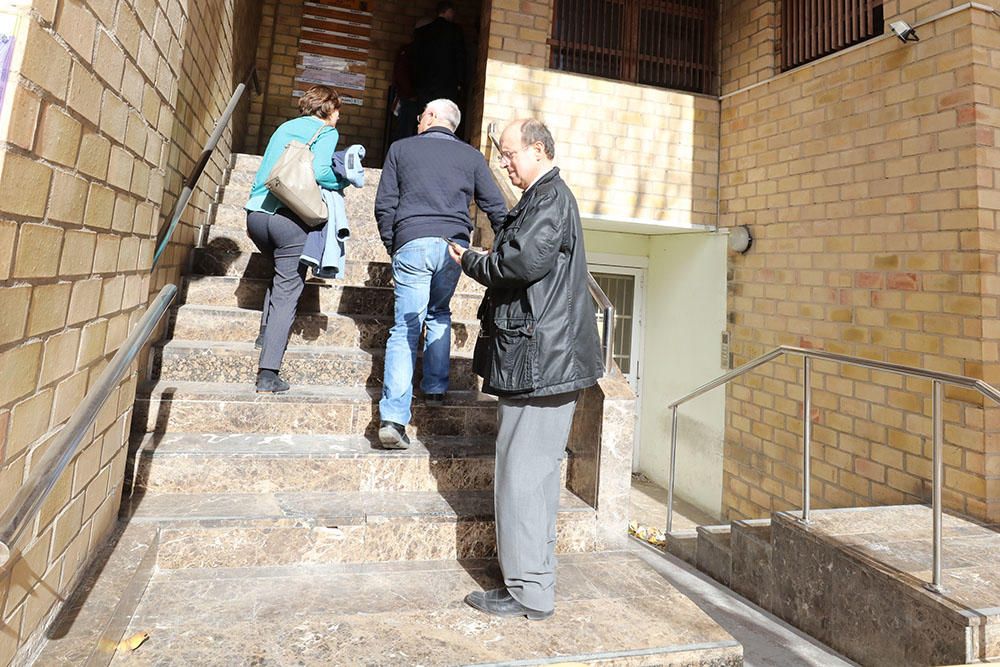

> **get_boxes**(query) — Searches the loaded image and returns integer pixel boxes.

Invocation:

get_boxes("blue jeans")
[379,237,463,425]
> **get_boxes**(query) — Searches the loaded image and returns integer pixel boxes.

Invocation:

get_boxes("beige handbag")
[264,125,329,227]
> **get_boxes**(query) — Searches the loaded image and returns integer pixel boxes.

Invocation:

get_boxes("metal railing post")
[667,405,678,534]
[929,379,944,593]
[802,355,812,523]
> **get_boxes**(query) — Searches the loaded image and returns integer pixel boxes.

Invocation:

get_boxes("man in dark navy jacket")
[374,98,507,448]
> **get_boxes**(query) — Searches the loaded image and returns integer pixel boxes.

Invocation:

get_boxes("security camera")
[889,20,919,42]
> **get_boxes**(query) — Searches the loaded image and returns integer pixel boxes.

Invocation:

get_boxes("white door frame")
[589,254,646,471]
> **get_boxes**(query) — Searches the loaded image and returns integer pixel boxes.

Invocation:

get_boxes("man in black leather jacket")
[448,119,603,620]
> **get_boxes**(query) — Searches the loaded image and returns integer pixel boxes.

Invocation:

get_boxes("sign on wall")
[0,34,13,112]
[295,0,373,106]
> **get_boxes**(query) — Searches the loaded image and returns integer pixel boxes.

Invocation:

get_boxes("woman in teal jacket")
[245,85,343,393]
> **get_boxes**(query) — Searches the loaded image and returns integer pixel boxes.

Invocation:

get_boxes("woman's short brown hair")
[298,85,341,120]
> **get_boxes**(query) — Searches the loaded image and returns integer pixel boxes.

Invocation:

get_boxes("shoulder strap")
[305,125,327,147]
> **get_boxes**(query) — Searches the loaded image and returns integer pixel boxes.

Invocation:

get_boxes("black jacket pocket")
[489,319,537,393]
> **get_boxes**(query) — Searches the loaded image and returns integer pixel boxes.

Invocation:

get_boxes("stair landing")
[35,523,742,666]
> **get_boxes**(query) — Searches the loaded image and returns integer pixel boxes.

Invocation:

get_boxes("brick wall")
[720,3,1000,522]
[247,0,482,166]
[720,0,777,95]
[474,0,719,230]
[0,0,260,662]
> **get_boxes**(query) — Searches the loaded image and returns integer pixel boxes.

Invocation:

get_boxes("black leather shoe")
[464,588,553,620]
[255,369,289,393]
[378,420,410,449]
[424,393,444,407]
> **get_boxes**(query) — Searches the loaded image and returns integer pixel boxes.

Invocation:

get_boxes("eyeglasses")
[498,145,529,165]
[417,110,435,123]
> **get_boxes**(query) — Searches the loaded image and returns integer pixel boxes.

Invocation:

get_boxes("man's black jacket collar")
[509,167,560,218]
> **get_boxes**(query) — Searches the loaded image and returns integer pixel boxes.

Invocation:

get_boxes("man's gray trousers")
[494,390,579,613]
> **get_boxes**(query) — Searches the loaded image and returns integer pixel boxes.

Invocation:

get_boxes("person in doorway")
[411,1,466,108]
[374,98,507,448]
[390,18,431,142]
[244,85,345,393]
[447,118,603,620]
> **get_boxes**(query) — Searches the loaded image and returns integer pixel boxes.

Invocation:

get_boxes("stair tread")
[139,380,494,404]
[158,338,474,359]
[184,273,485,296]
[129,488,591,524]
[173,302,480,325]
[134,432,495,458]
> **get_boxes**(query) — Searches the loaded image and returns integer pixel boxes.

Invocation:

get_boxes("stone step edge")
[127,490,593,526]
[135,381,494,404]
[191,248,393,269]
[182,274,487,298]
[155,338,475,360]
[170,302,480,327]
[465,642,743,667]
[773,511,1000,626]
[131,432,497,459]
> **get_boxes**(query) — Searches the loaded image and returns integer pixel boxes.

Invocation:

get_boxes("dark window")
[781,0,883,70]
[549,0,716,95]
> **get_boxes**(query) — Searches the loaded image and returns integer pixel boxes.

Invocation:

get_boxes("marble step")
[696,524,732,588]
[180,275,484,321]
[127,489,597,568]
[192,245,393,284]
[152,340,478,389]
[89,552,741,666]
[232,153,262,172]
[202,222,387,260]
[133,381,497,437]
[131,432,506,495]
[224,159,380,189]
[223,167,255,188]
[730,518,774,611]
[214,182,380,219]
[190,245,485,294]
[207,196,382,235]
[168,304,481,353]
[770,506,1000,665]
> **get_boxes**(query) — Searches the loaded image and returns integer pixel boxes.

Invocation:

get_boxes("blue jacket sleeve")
[311,127,342,190]
[473,158,509,232]
[461,192,562,288]
[375,146,400,252]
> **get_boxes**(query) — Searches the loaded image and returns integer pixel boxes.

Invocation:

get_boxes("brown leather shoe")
[464,588,553,620]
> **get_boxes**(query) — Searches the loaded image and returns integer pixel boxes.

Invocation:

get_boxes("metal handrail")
[0,285,178,568]
[665,344,1000,593]
[152,66,259,267]
[484,122,615,371]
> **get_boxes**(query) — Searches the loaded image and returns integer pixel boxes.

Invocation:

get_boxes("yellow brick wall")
[473,0,720,232]
[248,0,483,166]
[720,4,1000,522]
[0,1,260,663]
[720,0,776,95]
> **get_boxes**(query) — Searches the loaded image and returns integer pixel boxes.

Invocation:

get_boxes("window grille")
[781,0,883,70]
[549,0,716,95]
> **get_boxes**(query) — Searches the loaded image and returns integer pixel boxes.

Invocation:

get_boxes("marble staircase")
[669,505,1000,665]
[29,154,744,665]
